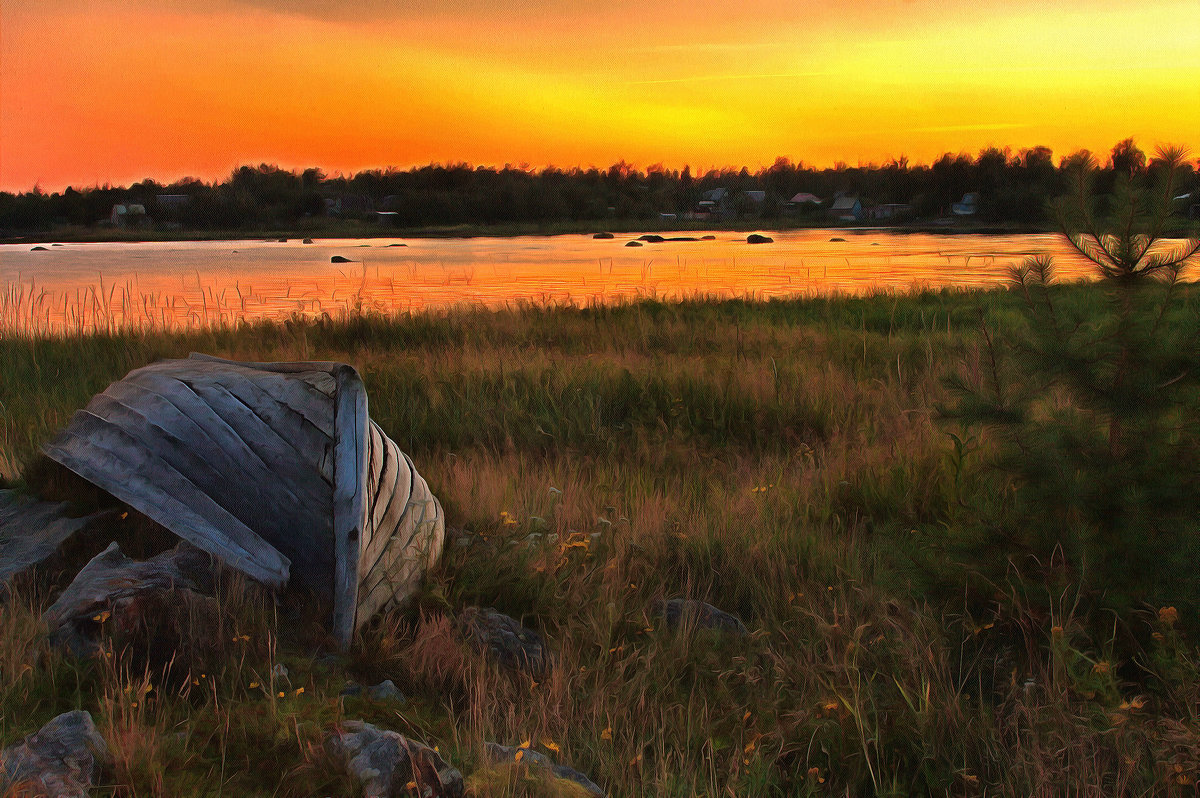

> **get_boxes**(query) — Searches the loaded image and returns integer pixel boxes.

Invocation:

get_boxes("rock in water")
[592,232,615,239]
[458,607,548,676]
[484,742,605,797]
[652,598,748,635]
[302,238,314,244]
[331,255,354,263]
[637,234,665,243]
[746,234,773,244]
[30,246,48,251]
[327,721,463,798]
[624,241,643,247]
[0,711,109,798]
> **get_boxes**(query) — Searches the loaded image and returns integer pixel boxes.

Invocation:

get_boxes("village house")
[829,195,862,222]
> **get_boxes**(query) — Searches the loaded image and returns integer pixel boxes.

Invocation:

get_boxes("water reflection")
[1,230,1108,334]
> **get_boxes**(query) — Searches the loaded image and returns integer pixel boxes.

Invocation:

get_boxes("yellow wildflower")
[600,728,612,741]
[541,738,560,753]
[1158,606,1179,627]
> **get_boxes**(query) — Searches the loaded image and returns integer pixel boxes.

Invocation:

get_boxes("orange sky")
[2,0,1198,192]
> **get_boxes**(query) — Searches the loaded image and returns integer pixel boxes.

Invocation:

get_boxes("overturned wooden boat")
[41,354,444,647]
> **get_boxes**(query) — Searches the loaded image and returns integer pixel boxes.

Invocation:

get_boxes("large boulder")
[0,711,109,798]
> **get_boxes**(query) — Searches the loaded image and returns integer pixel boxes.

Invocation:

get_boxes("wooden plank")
[361,435,413,577]
[153,360,336,439]
[176,379,332,513]
[122,371,316,513]
[0,495,107,591]
[43,429,288,587]
[80,395,316,543]
[330,365,368,647]
[93,377,332,574]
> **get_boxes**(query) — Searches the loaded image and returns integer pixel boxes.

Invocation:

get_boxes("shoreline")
[0,219,1053,246]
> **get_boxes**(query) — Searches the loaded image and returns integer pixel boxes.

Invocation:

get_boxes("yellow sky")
[2,0,1197,191]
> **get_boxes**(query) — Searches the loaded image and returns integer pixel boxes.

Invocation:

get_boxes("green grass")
[2,291,1199,796]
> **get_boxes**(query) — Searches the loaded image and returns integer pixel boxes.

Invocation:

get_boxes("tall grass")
[2,290,1198,795]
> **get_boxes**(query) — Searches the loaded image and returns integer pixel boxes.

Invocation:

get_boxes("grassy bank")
[2,293,1198,796]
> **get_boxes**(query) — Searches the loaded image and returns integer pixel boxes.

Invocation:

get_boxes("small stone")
[331,255,354,263]
[0,711,109,798]
[367,680,406,704]
[652,599,748,636]
[327,721,463,798]
[30,246,49,251]
[624,241,643,247]
[746,234,773,244]
[458,607,549,676]
[484,742,604,797]
[829,237,846,242]
[302,238,315,244]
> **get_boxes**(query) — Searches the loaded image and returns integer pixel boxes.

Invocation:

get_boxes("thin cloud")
[626,72,830,86]
[905,123,1030,133]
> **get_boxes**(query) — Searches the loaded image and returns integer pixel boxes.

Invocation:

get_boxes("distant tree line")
[2,140,1196,234]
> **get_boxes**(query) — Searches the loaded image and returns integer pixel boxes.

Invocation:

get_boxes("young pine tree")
[948,145,1200,624]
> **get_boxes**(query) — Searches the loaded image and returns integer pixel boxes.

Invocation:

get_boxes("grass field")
[2,291,1198,796]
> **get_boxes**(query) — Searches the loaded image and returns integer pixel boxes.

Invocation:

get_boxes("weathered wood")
[331,364,369,647]
[43,428,288,587]
[42,541,212,654]
[0,491,109,596]
[39,356,444,647]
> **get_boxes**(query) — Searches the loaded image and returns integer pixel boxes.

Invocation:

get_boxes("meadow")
[2,289,1198,796]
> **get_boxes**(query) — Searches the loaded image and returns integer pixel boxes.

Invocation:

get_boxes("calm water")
[1,229,1100,334]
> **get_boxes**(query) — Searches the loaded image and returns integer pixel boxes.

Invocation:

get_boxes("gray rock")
[0,710,109,798]
[484,742,604,797]
[746,234,773,244]
[327,721,463,798]
[367,679,406,704]
[652,598,748,636]
[458,607,548,676]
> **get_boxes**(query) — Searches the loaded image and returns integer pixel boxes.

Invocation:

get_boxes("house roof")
[789,192,822,204]
[830,196,859,211]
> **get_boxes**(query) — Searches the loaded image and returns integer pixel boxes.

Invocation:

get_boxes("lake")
[1,229,1101,334]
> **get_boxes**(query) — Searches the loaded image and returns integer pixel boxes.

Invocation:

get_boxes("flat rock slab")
[652,599,748,635]
[0,710,109,798]
[484,742,605,797]
[327,721,463,798]
[42,541,210,655]
[0,490,110,599]
[458,607,548,676]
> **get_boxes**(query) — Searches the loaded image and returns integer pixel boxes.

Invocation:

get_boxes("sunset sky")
[2,0,1198,192]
